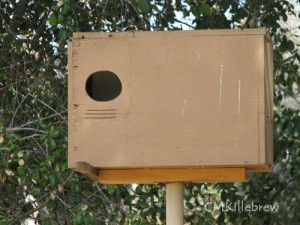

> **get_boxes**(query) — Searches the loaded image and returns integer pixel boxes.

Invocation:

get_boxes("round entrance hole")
[86,71,122,101]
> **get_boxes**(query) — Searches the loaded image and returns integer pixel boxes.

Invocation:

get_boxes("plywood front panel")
[68,29,273,171]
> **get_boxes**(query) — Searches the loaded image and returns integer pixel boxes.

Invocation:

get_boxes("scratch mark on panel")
[197,52,201,64]
[238,79,241,116]
[218,45,224,104]
[218,64,224,103]
[181,99,187,116]
[235,81,240,151]
[234,136,238,149]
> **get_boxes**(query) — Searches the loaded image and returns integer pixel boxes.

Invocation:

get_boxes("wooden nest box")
[68,29,273,184]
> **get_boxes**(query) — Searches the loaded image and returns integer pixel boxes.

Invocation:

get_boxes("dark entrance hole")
[86,71,122,102]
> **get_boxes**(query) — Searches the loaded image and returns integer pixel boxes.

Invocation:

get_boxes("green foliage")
[0,0,299,224]
[137,0,152,13]
[48,13,58,27]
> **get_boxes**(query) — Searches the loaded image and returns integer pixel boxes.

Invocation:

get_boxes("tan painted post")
[166,183,184,225]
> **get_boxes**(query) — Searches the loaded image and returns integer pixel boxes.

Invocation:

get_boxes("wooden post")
[166,183,184,225]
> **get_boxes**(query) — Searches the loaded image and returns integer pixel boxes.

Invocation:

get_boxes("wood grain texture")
[68,29,273,174]
[67,43,75,168]
[75,162,99,180]
[258,36,266,166]
[268,40,274,165]
[98,168,247,184]
[73,29,269,39]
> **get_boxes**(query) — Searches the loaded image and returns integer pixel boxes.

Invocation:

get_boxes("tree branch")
[28,94,67,123]
[21,112,66,128]
[94,182,131,217]
[20,134,42,141]
[9,92,31,128]
[6,127,46,134]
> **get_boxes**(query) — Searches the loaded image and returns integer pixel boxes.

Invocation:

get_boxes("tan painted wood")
[68,29,273,180]
[74,162,99,181]
[73,28,269,40]
[266,38,274,166]
[98,168,247,184]
[257,36,266,166]
[257,35,273,169]
[247,166,273,172]
[67,43,75,168]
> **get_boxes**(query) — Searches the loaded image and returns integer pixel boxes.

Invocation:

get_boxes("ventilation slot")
[84,109,117,120]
